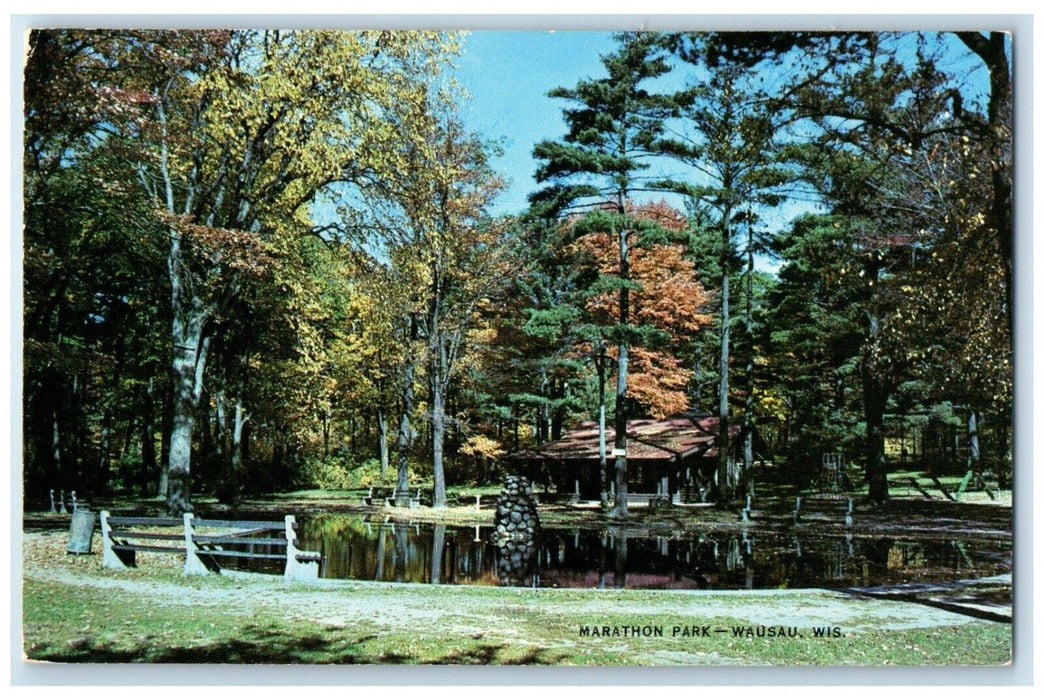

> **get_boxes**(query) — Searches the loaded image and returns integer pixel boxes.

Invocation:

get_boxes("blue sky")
[451,31,619,214]
[449,31,995,222]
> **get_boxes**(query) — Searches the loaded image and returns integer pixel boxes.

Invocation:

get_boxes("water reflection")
[494,529,539,587]
[288,515,1009,591]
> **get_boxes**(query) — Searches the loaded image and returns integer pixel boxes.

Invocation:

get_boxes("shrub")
[296,455,354,491]
[294,454,427,491]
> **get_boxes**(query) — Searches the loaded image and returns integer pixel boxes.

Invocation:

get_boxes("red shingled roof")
[515,417,743,463]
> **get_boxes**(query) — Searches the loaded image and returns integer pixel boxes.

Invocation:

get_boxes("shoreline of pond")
[24,487,1011,541]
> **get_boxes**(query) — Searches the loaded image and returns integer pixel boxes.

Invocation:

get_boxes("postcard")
[16,19,1019,678]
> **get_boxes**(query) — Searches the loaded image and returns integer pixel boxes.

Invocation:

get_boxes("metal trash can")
[67,509,95,554]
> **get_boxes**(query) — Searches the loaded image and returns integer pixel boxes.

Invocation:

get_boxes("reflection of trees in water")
[373,524,385,580]
[299,515,1002,589]
[392,522,409,583]
[431,524,446,584]
[612,527,628,589]
[545,530,937,590]
[598,533,608,589]
[863,537,894,584]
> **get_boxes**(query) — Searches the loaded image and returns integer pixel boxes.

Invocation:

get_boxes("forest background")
[18,27,1013,515]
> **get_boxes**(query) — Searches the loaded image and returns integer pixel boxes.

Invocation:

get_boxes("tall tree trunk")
[861,257,890,503]
[717,238,731,502]
[167,353,195,512]
[551,377,566,441]
[231,394,246,477]
[214,389,227,464]
[610,221,630,519]
[377,408,390,478]
[322,405,331,457]
[742,222,754,498]
[431,362,448,508]
[51,409,62,489]
[395,352,417,499]
[120,411,136,462]
[967,409,981,472]
[596,349,609,510]
[166,309,210,515]
[158,381,172,498]
[158,90,212,514]
[691,347,704,413]
[28,370,63,500]
[862,370,889,503]
[141,377,157,480]
[536,369,550,444]
[241,421,251,464]
[96,410,111,489]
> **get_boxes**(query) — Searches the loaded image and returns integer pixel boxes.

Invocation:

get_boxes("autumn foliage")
[576,202,712,418]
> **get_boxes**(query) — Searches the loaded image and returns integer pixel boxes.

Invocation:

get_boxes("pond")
[236,514,1011,591]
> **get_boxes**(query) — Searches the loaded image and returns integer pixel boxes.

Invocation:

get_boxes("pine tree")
[655,34,789,502]
[532,32,678,517]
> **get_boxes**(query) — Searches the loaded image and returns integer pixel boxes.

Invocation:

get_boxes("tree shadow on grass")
[29,626,378,664]
[429,645,568,665]
[28,625,568,665]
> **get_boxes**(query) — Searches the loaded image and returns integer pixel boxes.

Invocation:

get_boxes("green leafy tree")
[363,106,509,507]
[87,30,457,512]
[23,30,171,500]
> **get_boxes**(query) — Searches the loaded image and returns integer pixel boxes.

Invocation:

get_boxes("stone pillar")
[492,476,541,587]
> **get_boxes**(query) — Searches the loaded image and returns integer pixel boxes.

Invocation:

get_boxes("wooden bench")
[453,493,499,510]
[625,492,676,508]
[362,487,426,508]
[98,511,322,581]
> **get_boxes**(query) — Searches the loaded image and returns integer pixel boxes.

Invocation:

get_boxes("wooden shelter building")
[507,416,764,504]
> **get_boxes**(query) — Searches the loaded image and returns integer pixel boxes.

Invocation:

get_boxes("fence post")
[100,510,132,569]
[183,513,211,575]
[284,515,319,581]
